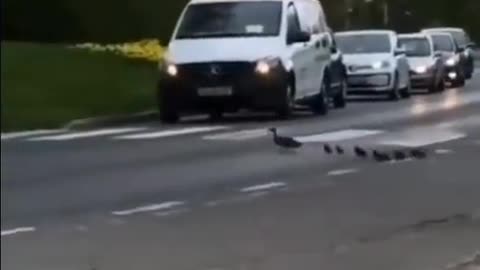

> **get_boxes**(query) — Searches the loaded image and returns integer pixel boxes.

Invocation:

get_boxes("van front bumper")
[158,62,289,113]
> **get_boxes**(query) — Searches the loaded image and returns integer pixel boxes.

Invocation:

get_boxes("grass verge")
[1,42,158,131]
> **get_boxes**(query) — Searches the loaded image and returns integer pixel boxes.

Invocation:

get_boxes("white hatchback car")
[158,0,334,123]
[335,30,411,100]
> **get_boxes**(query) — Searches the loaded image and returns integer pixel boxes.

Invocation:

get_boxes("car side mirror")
[287,31,311,45]
[434,51,443,58]
[456,47,465,53]
[394,48,406,56]
[331,46,338,54]
[467,42,477,49]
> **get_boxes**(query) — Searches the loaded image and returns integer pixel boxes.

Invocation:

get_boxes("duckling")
[324,144,333,154]
[373,150,391,162]
[354,146,368,158]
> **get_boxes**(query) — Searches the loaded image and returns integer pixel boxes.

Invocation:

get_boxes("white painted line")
[240,182,286,193]
[295,129,384,143]
[435,115,480,129]
[379,129,466,147]
[112,201,185,216]
[327,168,359,176]
[28,127,147,141]
[114,126,229,140]
[1,129,65,140]
[203,128,268,141]
[435,149,453,154]
[1,227,36,237]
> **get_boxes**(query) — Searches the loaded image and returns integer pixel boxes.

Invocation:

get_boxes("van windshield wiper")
[176,32,273,39]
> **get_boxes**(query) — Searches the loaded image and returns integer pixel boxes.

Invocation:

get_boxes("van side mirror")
[331,46,338,54]
[456,46,465,53]
[434,51,443,58]
[287,31,311,44]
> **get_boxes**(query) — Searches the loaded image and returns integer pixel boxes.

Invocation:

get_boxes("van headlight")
[372,60,390,69]
[255,57,281,75]
[445,57,456,66]
[166,64,178,76]
[159,60,178,77]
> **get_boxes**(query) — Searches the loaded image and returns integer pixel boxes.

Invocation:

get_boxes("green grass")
[1,42,158,131]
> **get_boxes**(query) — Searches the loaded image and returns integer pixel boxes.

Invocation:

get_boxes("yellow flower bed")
[71,39,166,62]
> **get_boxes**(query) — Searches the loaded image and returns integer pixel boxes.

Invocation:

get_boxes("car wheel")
[388,72,401,101]
[333,79,347,108]
[428,74,442,93]
[276,84,294,119]
[311,78,329,115]
[453,71,466,88]
[400,79,411,99]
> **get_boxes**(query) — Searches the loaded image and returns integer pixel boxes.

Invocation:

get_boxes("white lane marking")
[240,182,286,193]
[379,129,466,147]
[28,127,147,141]
[1,129,65,140]
[203,128,268,141]
[112,201,185,216]
[1,227,36,237]
[327,168,359,176]
[435,149,453,154]
[295,129,384,143]
[436,115,480,129]
[114,126,229,140]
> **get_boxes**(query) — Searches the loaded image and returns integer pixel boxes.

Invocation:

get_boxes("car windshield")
[445,31,469,47]
[335,33,392,54]
[175,2,282,39]
[398,37,432,57]
[431,35,455,52]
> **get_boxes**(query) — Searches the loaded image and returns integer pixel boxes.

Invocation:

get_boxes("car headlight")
[372,60,390,69]
[415,66,428,74]
[255,57,281,75]
[445,57,456,66]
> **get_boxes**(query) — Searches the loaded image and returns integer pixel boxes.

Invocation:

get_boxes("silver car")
[398,33,446,93]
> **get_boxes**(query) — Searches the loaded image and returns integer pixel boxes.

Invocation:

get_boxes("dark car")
[422,28,476,79]
[426,32,466,88]
[326,30,347,108]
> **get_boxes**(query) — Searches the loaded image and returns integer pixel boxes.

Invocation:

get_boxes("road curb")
[63,110,158,130]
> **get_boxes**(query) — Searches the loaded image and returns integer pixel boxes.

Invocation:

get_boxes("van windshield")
[335,34,392,54]
[175,2,282,39]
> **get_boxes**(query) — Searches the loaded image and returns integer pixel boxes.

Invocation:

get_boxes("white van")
[157,0,334,123]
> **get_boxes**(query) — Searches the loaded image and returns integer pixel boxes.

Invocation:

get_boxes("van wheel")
[311,78,329,115]
[333,79,347,108]
[208,110,223,122]
[158,89,179,124]
[388,72,401,101]
[276,84,294,119]
[160,110,179,124]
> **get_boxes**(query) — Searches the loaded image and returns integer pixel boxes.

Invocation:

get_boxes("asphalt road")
[2,72,480,270]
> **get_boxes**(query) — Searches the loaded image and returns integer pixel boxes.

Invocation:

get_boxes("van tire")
[276,84,294,119]
[333,79,347,108]
[158,88,179,124]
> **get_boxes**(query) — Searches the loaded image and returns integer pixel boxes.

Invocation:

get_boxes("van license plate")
[197,86,233,96]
